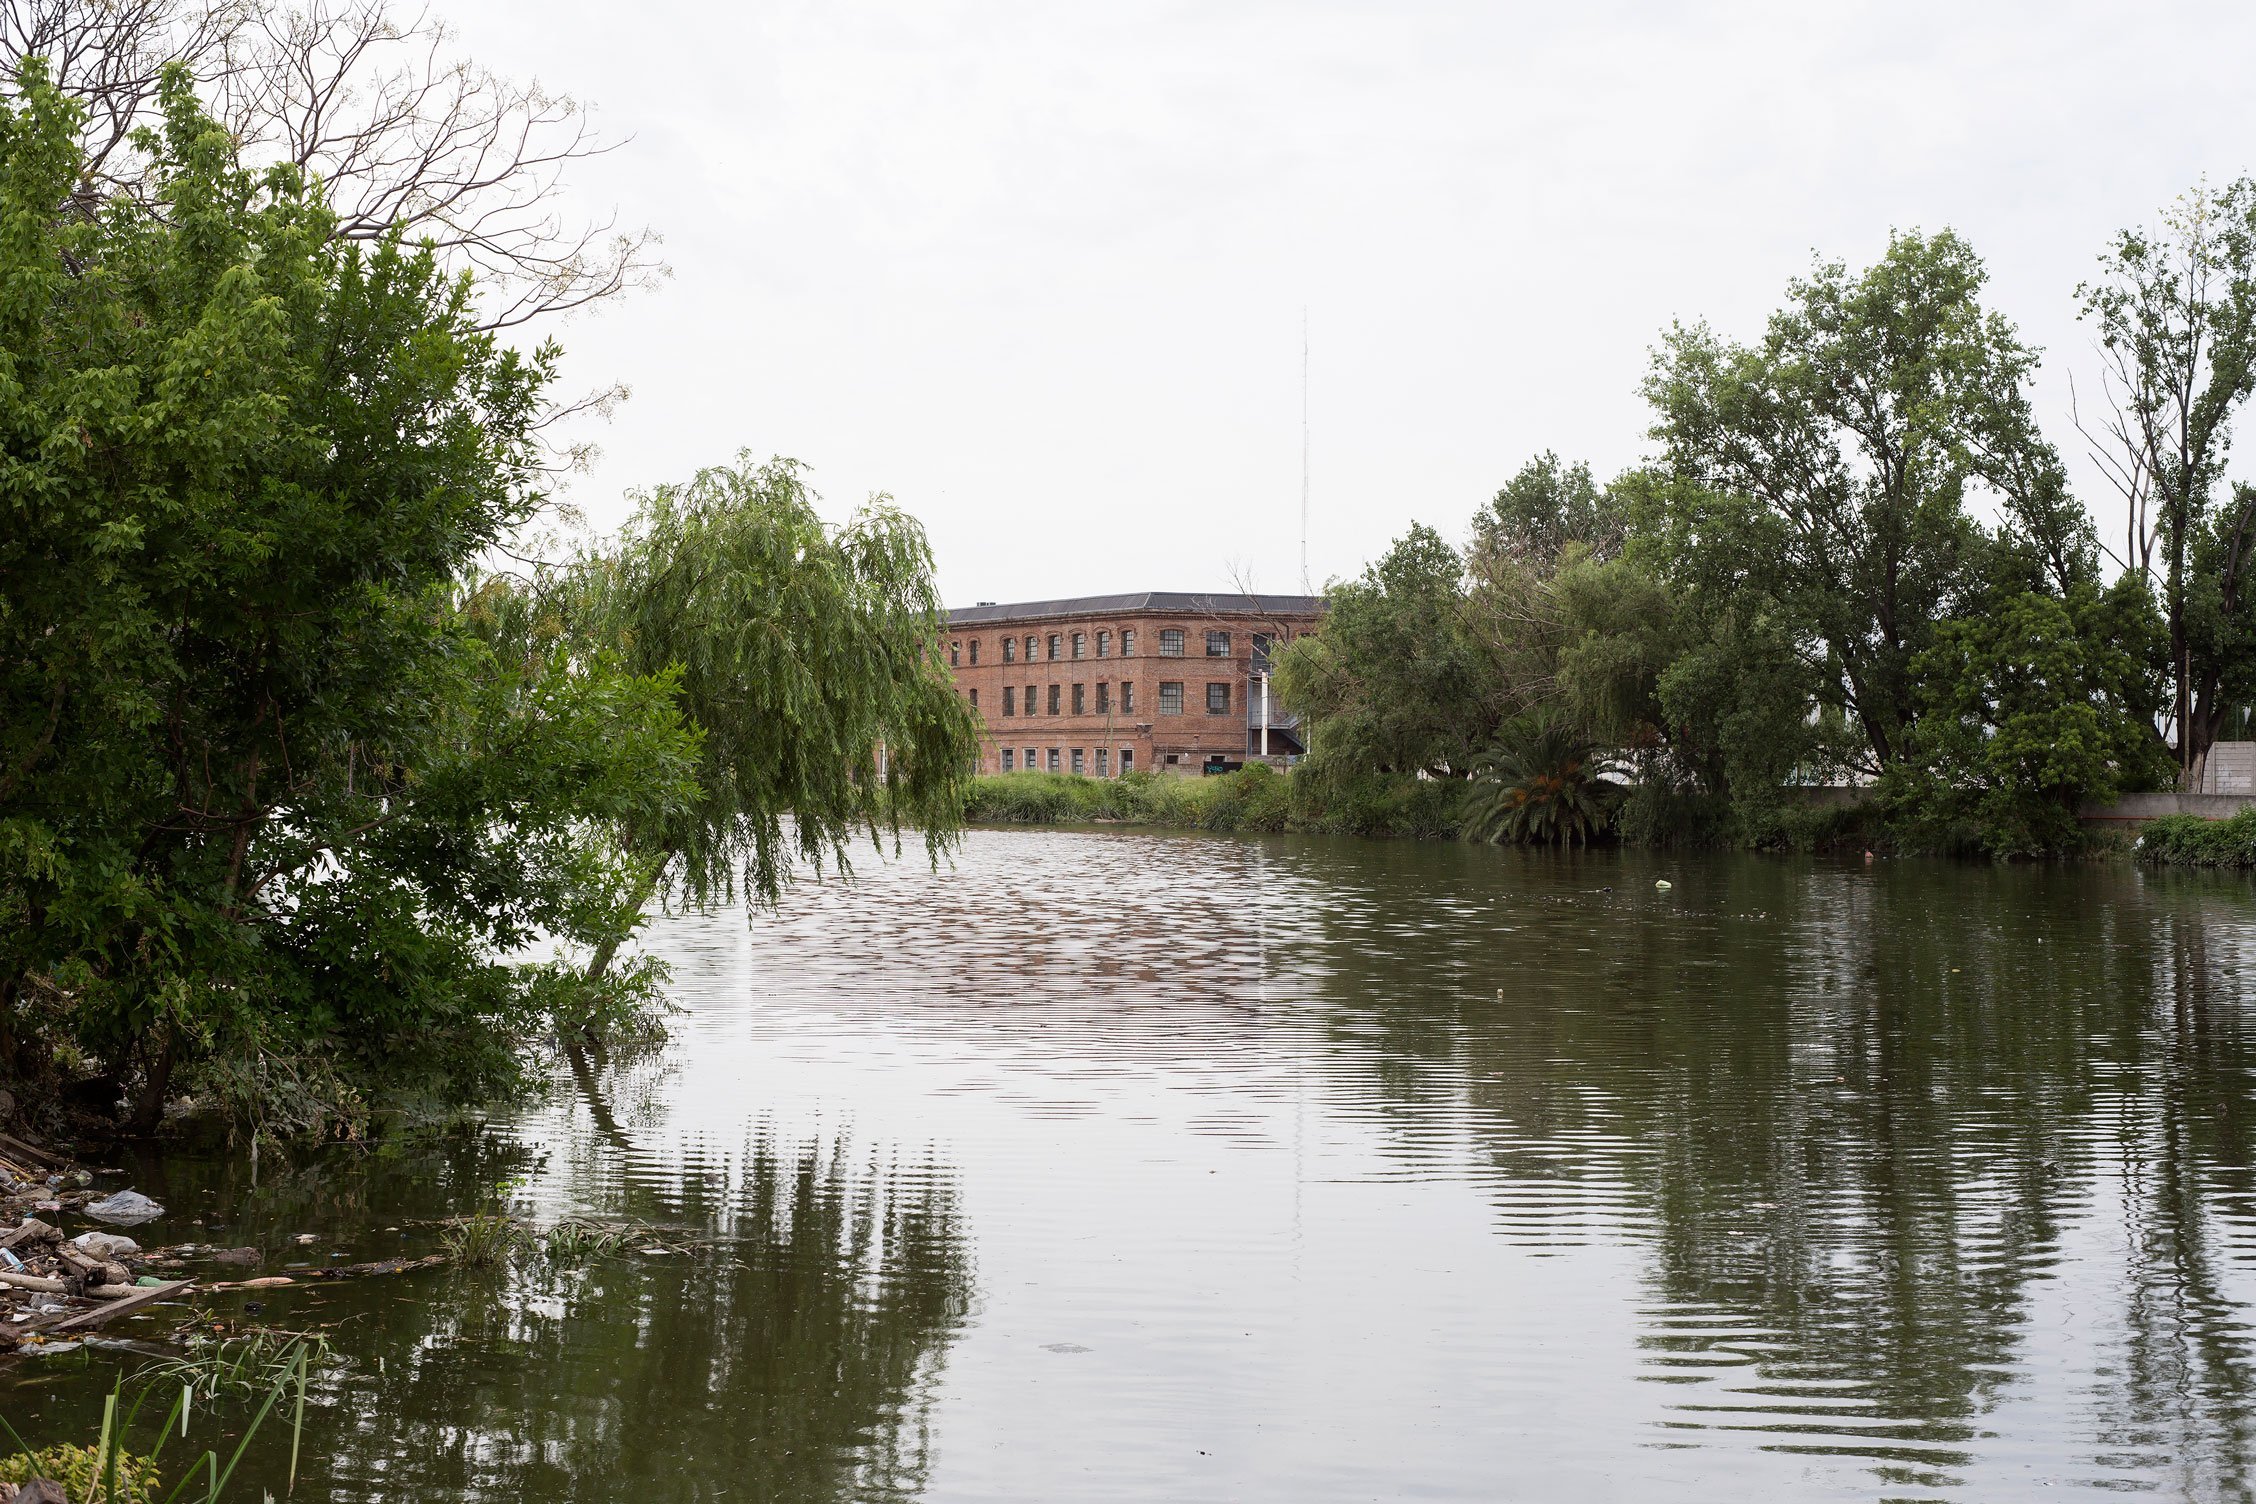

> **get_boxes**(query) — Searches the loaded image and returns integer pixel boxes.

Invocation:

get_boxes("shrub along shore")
[968,769,2254,869]
[2136,809,2256,868]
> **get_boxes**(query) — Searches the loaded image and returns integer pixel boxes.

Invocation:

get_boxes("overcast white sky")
[442,0,2256,608]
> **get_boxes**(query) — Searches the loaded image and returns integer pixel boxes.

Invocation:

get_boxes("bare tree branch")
[0,0,666,332]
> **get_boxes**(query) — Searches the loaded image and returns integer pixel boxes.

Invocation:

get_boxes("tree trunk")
[583,856,667,986]
[0,971,19,1082]
[130,1024,174,1134]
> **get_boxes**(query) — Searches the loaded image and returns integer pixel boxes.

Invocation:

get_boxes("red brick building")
[945,592,1325,776]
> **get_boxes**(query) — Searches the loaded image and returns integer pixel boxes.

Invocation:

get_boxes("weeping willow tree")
[567,456,981,987]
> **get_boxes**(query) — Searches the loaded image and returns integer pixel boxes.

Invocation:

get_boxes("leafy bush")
[0,1444,159,1502]
[1612,787,1735,848]
[2137,809,2256,867]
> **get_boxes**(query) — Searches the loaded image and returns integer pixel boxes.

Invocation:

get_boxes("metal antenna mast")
[1300,308,1310,595]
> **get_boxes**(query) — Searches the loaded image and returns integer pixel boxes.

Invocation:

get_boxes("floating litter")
[1654,879,1673,890]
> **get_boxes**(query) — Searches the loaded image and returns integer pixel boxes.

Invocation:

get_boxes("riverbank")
[964,766,1466,839]
[966,769,2256,868]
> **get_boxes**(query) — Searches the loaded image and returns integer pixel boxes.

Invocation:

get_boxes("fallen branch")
[0,1132,57,1170]
[2,1267,165,1300]
[46,1278,195,1333]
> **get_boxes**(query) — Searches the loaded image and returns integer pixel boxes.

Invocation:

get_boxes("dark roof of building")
[946,591,1325,626]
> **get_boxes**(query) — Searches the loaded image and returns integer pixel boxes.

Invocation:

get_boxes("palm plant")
[1463,717,1609,847]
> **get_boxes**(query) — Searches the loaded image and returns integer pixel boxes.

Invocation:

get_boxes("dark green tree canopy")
[1645,229,2085,772]
[0,64,976,1134]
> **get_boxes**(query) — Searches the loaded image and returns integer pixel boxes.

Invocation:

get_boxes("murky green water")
[9,831,2256,1500]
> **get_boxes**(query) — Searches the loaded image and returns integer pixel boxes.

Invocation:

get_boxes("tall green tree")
[2078,180,2256,784]
[1646,230,2085,775]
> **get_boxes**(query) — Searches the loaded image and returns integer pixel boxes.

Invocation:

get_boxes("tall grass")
[0,1339,320,1502]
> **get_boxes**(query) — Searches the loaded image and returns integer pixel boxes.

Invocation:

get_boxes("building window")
[1096,747,1109,775]
[1121,681,1135,713]
[1003,635,1016,663]
[969,688,979,710]
[1047,684,1061,715]
[1047,634,1061,661]
[1025,746,1036,769]
[1003,686,1015,717]
[1026,683,1036,715]
[970,639,980,665]
[1096,630,1110,658]
[1120,748,1134,773]
[1071,632,1085,660]
[1002,749,1014,771]
[1071,748,1085,773]
[1159,681,1184,715]
[1251,632,1273,671]
[1047,748,1061,771]
[1072,683,1086,715]
[1096,682,1110,714]
[1206,631,1230,657]
[949,641,960,667]
[1207,682,1230,714]
[1121,629,1136,656]
[1159,629,1184,657]
[1024,635,1037,662]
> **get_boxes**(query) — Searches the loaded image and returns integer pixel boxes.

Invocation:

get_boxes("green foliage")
[1,1337,322,1502]
[1886,578,2173,856]
[442,1209,525,1267]
[1468,451,1619,574]
[2137,809,2256,867]
[136,1330,334,1405]
[571,458,981,914]
[0,63,973,1133]
[1645,230,2082,774]
[2079,181,2256,778]
[0,1443,158,1502]
[0,62,701,1126]
[1462,719,1609,846]
[541,1215,644,1262]
[1270,524,1497,777]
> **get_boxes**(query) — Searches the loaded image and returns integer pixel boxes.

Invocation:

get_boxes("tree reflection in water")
[10,1103,976,1504]
[303,1126,970,1501]
[1301,847,2256,1493]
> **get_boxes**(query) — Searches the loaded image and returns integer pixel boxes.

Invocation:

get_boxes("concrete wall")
[2201,741,2256,795]
[2078,792,2256,824]
[1783,784,2256,824]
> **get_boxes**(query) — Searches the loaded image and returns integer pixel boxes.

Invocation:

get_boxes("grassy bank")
[964,767,1468,840]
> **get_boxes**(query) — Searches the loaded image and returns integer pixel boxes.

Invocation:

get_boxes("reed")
[0,1338,320,1501]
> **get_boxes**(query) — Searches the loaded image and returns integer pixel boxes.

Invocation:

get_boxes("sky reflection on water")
[8,831,2256,1501]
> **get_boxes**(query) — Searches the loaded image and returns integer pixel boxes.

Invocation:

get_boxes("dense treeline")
[1276,223,2256,857]
[0,66,976,1136]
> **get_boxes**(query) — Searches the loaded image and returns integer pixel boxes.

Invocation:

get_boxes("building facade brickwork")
[944,592,1325,776]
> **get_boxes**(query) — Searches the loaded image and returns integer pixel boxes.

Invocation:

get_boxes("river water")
[8,830,2256,1501]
